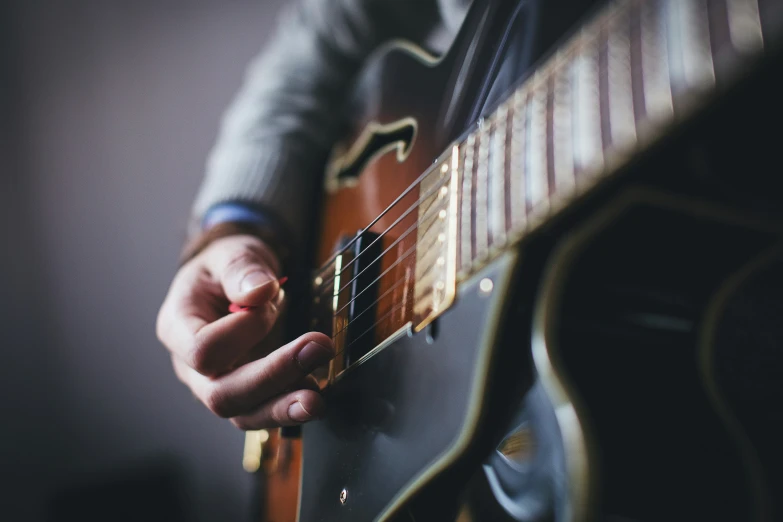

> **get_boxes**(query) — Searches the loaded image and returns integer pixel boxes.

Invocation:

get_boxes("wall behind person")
[0,3,70,520]
[2,1,285,520]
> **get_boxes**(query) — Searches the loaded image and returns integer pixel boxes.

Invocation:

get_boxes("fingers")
[157,263,280,376]
[156,234,285,376]
[230,389,326,430]
[157,234,333,431]
[202,235,282,307]
[172,332,334,423]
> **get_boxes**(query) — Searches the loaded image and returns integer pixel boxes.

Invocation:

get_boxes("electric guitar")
[253,0,783,520]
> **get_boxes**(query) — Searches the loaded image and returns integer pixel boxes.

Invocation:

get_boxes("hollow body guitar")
[259,0,783,521]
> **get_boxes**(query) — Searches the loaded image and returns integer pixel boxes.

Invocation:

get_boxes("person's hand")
[156,234,334,429]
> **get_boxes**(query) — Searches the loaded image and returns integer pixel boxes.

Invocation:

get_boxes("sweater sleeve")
[190,0,443,247]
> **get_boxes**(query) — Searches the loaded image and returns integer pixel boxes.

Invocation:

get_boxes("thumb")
[203,236,282,306]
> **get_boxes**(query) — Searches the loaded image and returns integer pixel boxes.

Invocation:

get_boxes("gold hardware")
[497,426,535,464]
[242,429,270,473]
[479,278,494,296]
[413,147,460,331]
[329,254,348,383]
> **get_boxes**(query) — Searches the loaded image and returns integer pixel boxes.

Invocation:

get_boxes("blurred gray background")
[1,1,285,520]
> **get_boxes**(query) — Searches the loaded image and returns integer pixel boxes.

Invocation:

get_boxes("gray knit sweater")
[191,0,472,246]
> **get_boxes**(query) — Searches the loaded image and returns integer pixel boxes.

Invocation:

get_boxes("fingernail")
[240,270,273,294]
[287,401,313,422]
[296,341,334,373]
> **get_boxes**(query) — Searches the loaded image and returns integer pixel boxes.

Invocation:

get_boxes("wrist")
[181,213,291,272]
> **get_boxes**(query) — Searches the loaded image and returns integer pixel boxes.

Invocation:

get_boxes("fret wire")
[629,1,646,126]
[316,0,625,296]
[664,0,686,98]
[726,0,763,54]
[460,134,475,275]
[545,75,556,196]
[489,104,508,248]
[553,57,576,198]
[510,88,528,234]
[328,0,770,378]
[503,100,515,238]
[526,75,549,219]
[598,21,612,154]
[475,121,490,261]
[665,0,715,102]
[455,140,464,275]
[572,30,604,180]
[680,0,716,93]
[469,133,479,266]
[608,4,638,151]
[640,0,674,126]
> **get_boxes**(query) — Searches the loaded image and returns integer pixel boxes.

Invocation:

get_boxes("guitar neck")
[412,0,768,330]
[312,0,774,373]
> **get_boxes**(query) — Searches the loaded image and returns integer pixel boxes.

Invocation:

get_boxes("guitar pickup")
[329,230,383,381]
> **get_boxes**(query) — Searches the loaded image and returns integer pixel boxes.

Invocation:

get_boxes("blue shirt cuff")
[202,202,274,231]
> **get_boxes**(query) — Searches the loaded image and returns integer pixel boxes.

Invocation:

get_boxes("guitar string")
[327,97,517,360]
[328,206,445,330]
[318,193,449,306]
[330,248,441,348]
[335,242,454,358]
[333,298,409,361]
[327,232,448,362]
[312,172,451,297]
[308,0,604,290]
[328,272,408,341]
[313,158,452,281]
[317,191,445,302]
[329,205,445,329]
[323,0,661,370]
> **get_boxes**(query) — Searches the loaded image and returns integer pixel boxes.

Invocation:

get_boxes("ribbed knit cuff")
[191,140,317,245]
[179,220,289,274]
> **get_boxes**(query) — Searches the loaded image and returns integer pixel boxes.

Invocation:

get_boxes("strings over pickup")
[413,147,460,331]
[328,230,384,378]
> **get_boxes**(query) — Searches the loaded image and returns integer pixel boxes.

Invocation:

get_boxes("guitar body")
[300,3,537,521]
[279,0,783,521]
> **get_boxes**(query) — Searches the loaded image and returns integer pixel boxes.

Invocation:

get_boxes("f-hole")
[328,119,417,190]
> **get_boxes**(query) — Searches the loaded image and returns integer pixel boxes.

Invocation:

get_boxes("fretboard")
[412,0,770,330]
